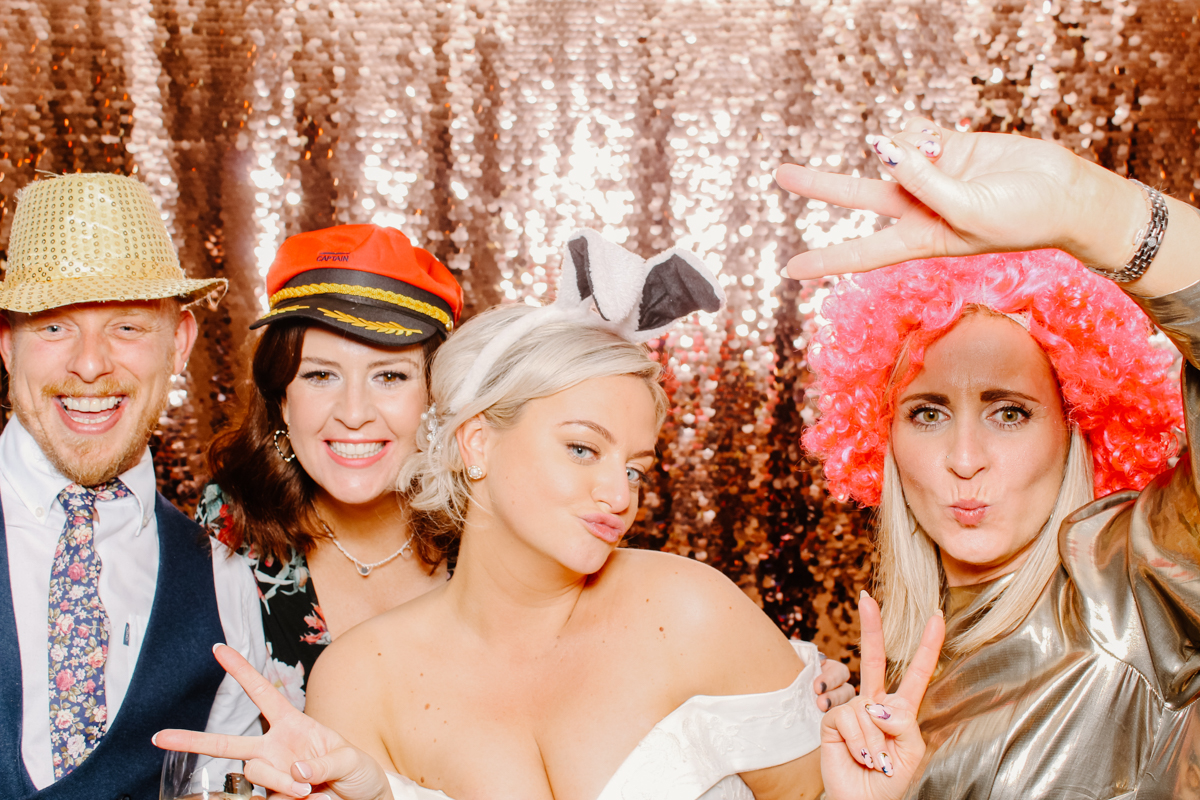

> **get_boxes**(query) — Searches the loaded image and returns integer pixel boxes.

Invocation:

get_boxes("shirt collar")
[0,417,154,531]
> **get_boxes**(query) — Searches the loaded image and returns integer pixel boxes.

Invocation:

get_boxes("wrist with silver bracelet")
[1089,179,1169,284]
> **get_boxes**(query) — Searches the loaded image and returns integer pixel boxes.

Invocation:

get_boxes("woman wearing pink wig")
[778,121,1200,799]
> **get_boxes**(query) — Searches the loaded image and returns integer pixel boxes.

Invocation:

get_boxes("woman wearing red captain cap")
[198,224,463,710]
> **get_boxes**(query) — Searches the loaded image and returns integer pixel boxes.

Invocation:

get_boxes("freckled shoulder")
[605,549,801,695]
[305,596,433,743]
[606,547,751,618]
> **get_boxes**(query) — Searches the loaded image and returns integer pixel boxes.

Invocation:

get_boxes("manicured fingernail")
[818,681,827,694]
[211,642,221,654]
[935,609,945,618]
[868,136,903,167]
[879,751,894,777]
[151,733,159,747]
[860,748,875,769]
[294,761,313,780]
[866,703,892,720]
[919,139,942,158]
[818,651,828,662]
[292,782,312,796]
[860,589,869,600]
[823,697,832,711]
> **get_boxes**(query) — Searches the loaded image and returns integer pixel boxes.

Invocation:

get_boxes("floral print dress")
[197,483,329,711]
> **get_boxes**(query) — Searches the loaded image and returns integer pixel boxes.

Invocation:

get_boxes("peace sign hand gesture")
[820,591,944,800]
[775,117,1146,282]
[154,644,393,800]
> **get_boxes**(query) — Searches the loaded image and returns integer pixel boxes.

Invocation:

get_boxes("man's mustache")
[41,377,138,400]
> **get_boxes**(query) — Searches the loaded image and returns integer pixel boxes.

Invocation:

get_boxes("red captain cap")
[251,224,463,346]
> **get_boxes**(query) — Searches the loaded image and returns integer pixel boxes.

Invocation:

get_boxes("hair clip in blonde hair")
[421,405,443,452]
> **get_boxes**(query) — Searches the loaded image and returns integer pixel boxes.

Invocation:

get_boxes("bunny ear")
[556,233,594,308]
[556,229,646,321]
[625,248,724,341]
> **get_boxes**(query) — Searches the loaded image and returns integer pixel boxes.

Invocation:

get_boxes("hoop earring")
[273,429,296,463]
[467,465,485,481]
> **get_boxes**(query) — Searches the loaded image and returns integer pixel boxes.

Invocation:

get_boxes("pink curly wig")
[802,249,1183,507]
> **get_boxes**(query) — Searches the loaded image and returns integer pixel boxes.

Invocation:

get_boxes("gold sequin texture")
[1,0,1198,667]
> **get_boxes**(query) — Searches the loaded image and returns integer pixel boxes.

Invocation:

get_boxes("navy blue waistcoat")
[0,493,228,800]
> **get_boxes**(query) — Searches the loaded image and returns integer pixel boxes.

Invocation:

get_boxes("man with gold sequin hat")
[0,173,265,800]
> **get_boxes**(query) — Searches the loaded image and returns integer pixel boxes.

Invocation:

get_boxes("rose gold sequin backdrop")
[1,0,1199,666]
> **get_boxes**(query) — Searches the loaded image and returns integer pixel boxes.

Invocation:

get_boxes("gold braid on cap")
[269,282,453,330]
[318,307,422,337]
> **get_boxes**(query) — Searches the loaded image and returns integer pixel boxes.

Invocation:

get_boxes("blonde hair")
[400,304,668,542]
[876,426,1094,684]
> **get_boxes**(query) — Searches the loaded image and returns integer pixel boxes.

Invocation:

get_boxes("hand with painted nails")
[815,652,855,712]
[820,592,944,800]
[776,116,1153,284]
[154,644,393,800]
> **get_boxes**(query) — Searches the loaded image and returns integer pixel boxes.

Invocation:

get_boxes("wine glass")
[159,750,254,799]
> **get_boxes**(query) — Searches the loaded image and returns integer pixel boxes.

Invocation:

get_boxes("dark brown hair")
[206,320,447,570]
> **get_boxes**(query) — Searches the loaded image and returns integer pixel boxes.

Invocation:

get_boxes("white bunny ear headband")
[445,229,725,415]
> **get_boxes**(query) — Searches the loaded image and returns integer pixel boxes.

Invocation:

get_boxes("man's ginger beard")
[9,359,172,487]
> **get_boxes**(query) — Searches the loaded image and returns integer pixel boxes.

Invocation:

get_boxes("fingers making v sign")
[774,117,1150,284]
[154,644,392,800]
[820,591,944,800]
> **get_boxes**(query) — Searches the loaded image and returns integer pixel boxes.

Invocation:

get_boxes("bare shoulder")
[306,591,438,728]
[603,549,804,694]
[607,549,761,624]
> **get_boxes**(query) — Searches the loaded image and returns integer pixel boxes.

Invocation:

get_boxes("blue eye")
[627,466,648,486]
[568,443,596,460]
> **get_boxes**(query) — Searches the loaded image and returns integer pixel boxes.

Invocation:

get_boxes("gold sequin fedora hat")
[0,173,227,313]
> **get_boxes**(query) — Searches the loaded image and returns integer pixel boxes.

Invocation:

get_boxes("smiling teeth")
[61,396,121,413]
[329,441,385,459]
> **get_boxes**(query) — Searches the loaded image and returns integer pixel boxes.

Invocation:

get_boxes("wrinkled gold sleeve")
[906,280,1200,799]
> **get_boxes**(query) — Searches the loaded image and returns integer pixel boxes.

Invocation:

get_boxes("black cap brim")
[250,295,442,347]
[251,267,453,347]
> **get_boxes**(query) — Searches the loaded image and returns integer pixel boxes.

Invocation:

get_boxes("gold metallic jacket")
[907,281,1200,800]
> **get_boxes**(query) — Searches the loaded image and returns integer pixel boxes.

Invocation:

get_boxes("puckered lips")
[580,512,626,545]
[950,499,988,527]
[56,395,126,435]
[325,439,391,468]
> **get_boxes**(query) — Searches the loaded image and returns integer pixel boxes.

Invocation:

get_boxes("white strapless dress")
[386,641,822,800]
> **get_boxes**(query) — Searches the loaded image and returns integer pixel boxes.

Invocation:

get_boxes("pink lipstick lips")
[581,512,625,544]
[951,500,988,526]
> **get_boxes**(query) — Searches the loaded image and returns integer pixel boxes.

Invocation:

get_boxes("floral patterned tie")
[47,479,131,778]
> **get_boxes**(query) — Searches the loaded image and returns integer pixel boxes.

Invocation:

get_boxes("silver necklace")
[320,520,412,577]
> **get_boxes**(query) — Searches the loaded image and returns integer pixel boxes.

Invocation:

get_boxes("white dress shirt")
[0,418,266,790]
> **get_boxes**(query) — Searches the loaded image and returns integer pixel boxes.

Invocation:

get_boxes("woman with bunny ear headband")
[779,119,1200,800]
[157,230,857,800]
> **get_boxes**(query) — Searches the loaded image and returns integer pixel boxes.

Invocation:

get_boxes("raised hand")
[776,117,1145,280]
[820,591,944,800]
[154,644,393,800]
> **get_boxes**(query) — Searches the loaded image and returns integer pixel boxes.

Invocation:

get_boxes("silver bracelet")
[1092,179,1168,284]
